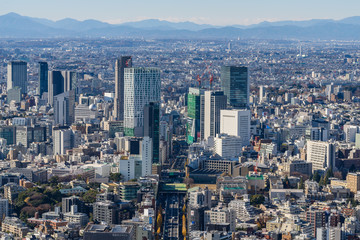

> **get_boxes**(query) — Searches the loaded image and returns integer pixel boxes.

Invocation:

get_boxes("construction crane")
[125,57,132,67]
[196,61,213,88]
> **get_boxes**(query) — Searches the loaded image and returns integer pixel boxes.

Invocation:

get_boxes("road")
[163,193,181,240]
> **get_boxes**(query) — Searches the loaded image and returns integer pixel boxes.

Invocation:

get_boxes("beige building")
[2,217,29,238]
[347,172,360,193]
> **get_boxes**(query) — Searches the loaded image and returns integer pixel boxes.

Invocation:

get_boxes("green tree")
[298,177,305,189]
[49,176,59,186]
[19,211,28,223]
[81,189,98,203]
[250,194,265,206]
[109,173,122,182]
[88,182,100,190]
[325,168,333,179]
[283,175,290,188]
[313,171,321,183]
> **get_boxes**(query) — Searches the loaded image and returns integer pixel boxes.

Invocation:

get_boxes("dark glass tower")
[221,66,249,108]
[38,62,48,96]
[114,56,132,121]
[144,102,160,164]
[48,71,76,106]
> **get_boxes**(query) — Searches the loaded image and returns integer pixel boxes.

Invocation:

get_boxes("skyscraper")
[221,66,249,108]
[38,62,48,97]
[7,61,27,95]
[201,90,227,140]
[220,109,251,146]
[144,102,160,164]
[114,56,132,121]
[48,71,76,106]
[54,90,75,126]
[259,85,266,103]
[187,87,204,144]
[53,128,72,155]
[124,67,160,137]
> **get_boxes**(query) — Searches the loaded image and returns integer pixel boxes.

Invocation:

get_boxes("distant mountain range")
[1,12,360,40]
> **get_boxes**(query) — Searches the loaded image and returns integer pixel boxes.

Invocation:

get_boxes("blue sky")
[1,0,360,25]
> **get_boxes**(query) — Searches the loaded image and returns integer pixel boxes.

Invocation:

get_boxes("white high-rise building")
[124,67,160,137]
[228,195,255,221]
[118,155,142,181]
[201,91,227,140]
[117,136,153,181]
[141,136,152,177]
[220,109,251,146]
[53,128,73,155]
[204,206,236,232]
[7,61,27,95]
[259,85,266,103]
[307,141,336,172]
[189,187,212,209]
[213,134,242,159]
[343,124,359,143]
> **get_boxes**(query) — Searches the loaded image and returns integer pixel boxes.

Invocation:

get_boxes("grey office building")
[221,66,249,108]
[48,71,76,106]
[7,61,27,95]
[38,62,48,97]
[144,102,160,164]
[114,56,132,121]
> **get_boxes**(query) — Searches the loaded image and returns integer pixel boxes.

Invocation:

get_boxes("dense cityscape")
[1,17,360,240]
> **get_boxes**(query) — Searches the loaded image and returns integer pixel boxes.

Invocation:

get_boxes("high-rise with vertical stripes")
[124,67,160,137]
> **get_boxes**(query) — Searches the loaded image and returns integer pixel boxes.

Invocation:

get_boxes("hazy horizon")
[1,0,360,26]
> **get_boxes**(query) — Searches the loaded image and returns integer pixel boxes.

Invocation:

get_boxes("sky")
[1,0,360,25]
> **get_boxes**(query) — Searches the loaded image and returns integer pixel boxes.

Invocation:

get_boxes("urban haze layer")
[1,18,360,240]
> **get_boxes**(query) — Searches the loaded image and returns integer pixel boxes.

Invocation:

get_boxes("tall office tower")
[200,91,227,140]
[7,61,27,95]
[259,85,266,103]
[53,128,73,155]
[220,109,251,146]
[124,67,160,137]
[48,70,76,106]
[221,66,249,108]
[144,102,160,164]
[114,56,132,121]
[141,136,153,177]
[187,87,204,144]
[38,62,48,97]
[306,140,335,172]
[53,90,75,126]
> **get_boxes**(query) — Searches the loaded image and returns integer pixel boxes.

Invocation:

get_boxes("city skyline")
[1,0,360,25]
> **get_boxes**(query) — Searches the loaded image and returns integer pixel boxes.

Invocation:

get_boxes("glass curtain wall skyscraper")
[144,102,160,164]
[48,70,76,106]
[7,61,27,95]
[38,62,48,97]
[221,66,249,108]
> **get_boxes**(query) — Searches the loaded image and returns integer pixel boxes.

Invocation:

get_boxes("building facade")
[221,66,249,108]
[124,67,160,137]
